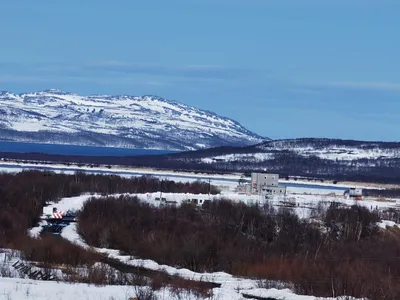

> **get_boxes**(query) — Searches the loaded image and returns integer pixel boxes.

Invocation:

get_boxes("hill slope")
[148,138,400,183]
[193,138,400,162]
[1,138,400,183]
[0,89,265,151]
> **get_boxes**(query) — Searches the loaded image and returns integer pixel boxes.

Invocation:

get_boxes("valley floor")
[1,160,398,190]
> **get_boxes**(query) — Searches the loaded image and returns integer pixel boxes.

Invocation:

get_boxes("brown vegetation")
[0,170,222,296]
[78,196,400,300]
[0,170,217,259]
[18,233,102,267]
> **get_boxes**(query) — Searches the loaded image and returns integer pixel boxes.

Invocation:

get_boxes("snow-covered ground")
[0,276,362,300]
[0,277,179,300]
[377,220,400,229]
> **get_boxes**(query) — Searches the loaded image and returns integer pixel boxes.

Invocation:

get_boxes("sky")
[0,0,399,141]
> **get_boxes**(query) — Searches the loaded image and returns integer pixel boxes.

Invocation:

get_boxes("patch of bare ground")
[381,226,400,239]
[374,197,397,203]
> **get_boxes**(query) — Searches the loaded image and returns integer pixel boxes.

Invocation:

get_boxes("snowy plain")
[0,160,380,191]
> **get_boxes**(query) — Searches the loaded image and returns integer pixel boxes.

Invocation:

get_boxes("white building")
[237,172,286,198]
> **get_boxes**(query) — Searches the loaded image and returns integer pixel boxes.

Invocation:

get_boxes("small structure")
[39,206,77,235]
[236,181,252,194]
[344,187,363,200]
[182,198,211,208]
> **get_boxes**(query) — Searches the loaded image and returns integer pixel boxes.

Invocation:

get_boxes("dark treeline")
[258,138,400,150]
[0,170,218,247]
[78,196,400,300]
[363,188,400,198]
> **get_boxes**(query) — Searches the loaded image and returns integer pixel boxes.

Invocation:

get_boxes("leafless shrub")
[132,285,159,300]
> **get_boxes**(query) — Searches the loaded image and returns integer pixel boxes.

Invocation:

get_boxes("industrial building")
[236,172,287,198]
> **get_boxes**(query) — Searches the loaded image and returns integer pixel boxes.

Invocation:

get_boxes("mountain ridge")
[0,89,266,151]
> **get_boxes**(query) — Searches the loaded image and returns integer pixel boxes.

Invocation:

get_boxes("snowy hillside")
[254,138,400,160]
[197,138,400,163]
[0,89,265,151]
[150,138,400,183]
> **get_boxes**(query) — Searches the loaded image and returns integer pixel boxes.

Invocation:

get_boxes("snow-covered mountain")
[0,89,265,151]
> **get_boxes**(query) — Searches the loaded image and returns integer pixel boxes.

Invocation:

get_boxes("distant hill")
[1,138,400,184]
[154,138,400,183]
[0,89,266,151]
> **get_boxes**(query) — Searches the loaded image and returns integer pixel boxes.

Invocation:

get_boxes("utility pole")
[208,178,211,198]
[159,177,162,201]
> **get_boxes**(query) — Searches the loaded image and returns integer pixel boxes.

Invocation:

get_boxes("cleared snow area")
[282,179,383,190]
[0,161,241,181]
[0,277,178,300]
[201,152,274,163]
[11,121,47,132]
[0,165,25,174]
[0,276,361,300]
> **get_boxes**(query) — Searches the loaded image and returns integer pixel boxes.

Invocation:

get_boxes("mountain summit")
[0,90,265,150]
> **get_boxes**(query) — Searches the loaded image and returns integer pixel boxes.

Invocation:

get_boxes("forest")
[78,195,400,300]
[0,170,216,250]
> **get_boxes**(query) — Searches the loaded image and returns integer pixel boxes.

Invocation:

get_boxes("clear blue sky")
[1,0,399,141]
